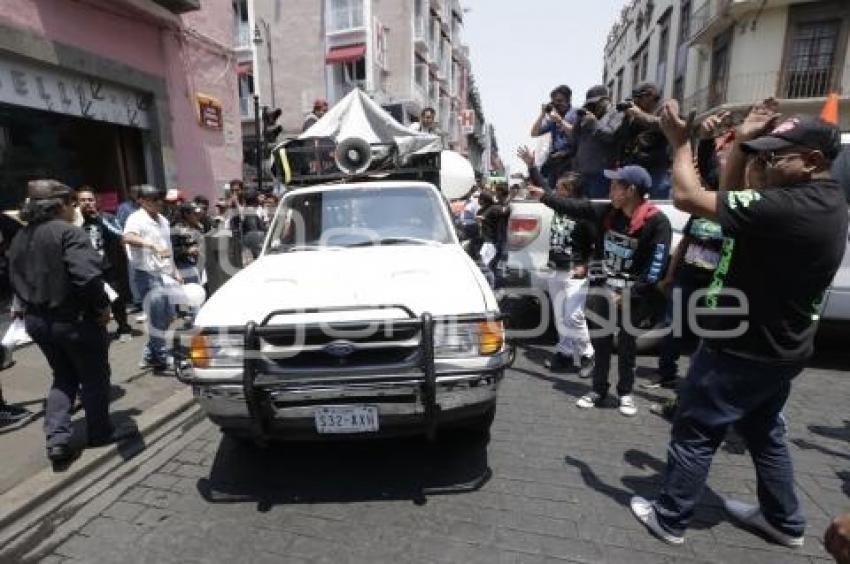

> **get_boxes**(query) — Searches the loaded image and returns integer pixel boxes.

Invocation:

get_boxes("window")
[616,68,624,102]
[678,0,691,44]
[632,60,640,90]
[674,0,691,87]
[709,28,732,107]
[640,50,649,81]
[673,76,684,104]
[657,14,671,92]
[329,0,364,32]
[415,56,428,93]
[232,0,250,47]
[783,20,841,98]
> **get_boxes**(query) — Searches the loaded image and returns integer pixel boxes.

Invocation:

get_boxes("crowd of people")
[448,82,848,551]
[0,178,279,457]
[0,78,847,557]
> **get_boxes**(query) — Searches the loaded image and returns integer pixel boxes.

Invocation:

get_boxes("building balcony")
[688,0,790,46]
[682,65,847,116]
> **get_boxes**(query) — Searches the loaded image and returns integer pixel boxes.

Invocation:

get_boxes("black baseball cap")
[741,115,841,160]
[584,85,610,105]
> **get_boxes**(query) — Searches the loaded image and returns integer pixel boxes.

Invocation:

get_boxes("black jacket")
[8,219,109,318]
[540,193,672,299]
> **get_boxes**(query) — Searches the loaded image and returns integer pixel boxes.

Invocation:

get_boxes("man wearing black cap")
[7,180,120,463]
[629,101,847,547]
[529,164,671,417]
[573,85,623,198]
[616,82,671,199]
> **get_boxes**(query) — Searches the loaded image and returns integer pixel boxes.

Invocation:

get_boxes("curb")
[0,388,197,534]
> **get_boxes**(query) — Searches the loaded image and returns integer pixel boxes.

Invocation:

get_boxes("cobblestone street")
[16,342,849,564]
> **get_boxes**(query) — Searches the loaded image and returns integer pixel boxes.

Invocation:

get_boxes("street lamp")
[252,19,276,108]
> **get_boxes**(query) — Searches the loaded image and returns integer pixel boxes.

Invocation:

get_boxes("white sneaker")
[135,314,147,323]
[619,395,638,417]
[723,499,804,547]
[576,392,602,409]
[630,496,685,545]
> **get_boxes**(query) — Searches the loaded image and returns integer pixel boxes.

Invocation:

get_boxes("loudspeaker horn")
[334,137,373,175]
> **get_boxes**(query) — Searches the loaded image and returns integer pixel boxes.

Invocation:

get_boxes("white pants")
[547,271,593,361]
[480,242,498,266]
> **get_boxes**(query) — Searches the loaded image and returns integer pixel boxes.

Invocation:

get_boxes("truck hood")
[195,245,493,327]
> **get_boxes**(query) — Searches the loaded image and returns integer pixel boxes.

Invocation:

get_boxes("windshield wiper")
[267,244,342,254]
[346,237,438,248]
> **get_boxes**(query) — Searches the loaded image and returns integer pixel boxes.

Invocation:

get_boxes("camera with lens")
[543,102,554,114]
[616,98,634,112]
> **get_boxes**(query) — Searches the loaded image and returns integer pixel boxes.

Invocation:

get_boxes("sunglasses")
[757,151,810,166]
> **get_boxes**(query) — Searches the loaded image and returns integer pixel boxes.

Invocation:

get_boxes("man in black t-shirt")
[630,105,847,548]
[529,165,672,417]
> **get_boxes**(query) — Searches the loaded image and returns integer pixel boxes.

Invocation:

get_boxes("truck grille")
[260,324,421,371]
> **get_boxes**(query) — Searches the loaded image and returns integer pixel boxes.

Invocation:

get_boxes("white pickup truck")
[176,181,510,443]
[504,196,850,333]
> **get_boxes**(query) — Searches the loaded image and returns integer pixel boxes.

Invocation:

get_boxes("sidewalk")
[0,316,185,495]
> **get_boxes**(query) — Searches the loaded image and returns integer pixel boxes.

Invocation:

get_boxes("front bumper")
[176,307,508,441]
[193,365,503,440]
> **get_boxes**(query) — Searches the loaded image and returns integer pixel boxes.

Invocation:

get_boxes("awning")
[325,44,366,64]
[237,62,253,76]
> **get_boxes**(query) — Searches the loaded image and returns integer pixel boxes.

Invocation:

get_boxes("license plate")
[314,406,379,434]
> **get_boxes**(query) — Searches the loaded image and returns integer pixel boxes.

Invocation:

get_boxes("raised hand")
[659,100,689,147]
[737,98,781,142]
[516,145,535,168]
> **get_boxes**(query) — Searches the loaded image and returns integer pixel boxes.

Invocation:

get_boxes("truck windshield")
[266,186,454,252]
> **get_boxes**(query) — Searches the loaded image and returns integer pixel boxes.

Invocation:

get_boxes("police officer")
[8,180,118,463]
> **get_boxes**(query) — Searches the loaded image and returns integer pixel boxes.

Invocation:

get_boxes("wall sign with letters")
[196,93,223,130]
[0,56,152,129]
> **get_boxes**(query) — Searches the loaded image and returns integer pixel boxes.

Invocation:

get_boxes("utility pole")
[253,94,262,193]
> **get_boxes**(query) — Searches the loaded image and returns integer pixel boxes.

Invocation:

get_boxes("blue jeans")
[582,172,610,199]
[657,273,704,380]
[134,270,172,364]
[652,345,805,537]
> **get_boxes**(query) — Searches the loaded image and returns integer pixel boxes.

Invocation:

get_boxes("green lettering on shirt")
[727,189,762,210]
[705,237,736,309]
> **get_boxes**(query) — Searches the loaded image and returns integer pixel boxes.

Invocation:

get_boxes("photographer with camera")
[630,100,847,547]
[615,82,671,199]
[572,85,623,199]
[530,85,579,189]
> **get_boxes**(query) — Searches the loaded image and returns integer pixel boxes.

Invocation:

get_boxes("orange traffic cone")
[820,92,839,125]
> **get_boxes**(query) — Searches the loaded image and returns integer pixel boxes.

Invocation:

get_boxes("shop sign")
[460,109,475,135]
[197,93,223,130]
[0,56,152,129]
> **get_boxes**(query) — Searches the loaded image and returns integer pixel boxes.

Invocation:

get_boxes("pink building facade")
[0,0,241,206]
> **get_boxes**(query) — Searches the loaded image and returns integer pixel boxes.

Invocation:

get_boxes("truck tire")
[461,405,496,437]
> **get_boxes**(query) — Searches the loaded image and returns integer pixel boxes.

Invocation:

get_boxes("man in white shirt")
[122,185,178,371]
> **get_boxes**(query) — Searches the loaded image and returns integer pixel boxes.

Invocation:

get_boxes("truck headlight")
[190,334,244,368]
[433,321,504,358]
